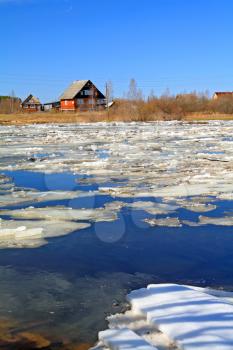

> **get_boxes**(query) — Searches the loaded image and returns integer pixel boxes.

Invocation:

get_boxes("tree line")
[109,79,233,121]
[2,79,233,119]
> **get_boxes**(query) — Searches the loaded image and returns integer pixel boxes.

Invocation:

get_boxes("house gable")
[22,94,41,106]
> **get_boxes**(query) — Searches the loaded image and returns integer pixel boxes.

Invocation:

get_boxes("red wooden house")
[60,80,106,111]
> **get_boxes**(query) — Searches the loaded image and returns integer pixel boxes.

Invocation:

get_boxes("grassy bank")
[1,112,233,125]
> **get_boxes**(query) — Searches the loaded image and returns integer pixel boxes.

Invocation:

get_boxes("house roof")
[22,94,41,105]
[214,92,233,96]
[60,80,89,100]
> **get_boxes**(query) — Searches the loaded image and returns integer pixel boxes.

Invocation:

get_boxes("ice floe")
[0,189,97,208]
[93,283,233,350]
[144,217,182,227]
[127,201,178,215]
[0,206,119,223]
[0,218,90,248]
[1,121,233,248]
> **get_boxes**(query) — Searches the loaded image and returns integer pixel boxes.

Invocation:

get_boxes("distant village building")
[60,80,106,111]
[21,94,42,112]
[213,92,233,100]
[43,101,60,111]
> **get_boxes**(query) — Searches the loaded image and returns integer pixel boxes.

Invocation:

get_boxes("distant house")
[43,101,60,112]
[21,94,42,112]
[213,92,233,100]
[60,80,106,111]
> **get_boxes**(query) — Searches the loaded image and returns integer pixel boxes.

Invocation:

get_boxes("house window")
[81,90,93,96]
[97,99,106,105]
[77,99,84,104]
[89,99,95,105]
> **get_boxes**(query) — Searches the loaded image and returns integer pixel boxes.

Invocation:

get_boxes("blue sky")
[1,0,233,102]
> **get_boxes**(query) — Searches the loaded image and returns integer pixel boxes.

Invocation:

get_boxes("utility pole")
[10,90,15,114]
[106,82,110,120]
[91,84,94,111]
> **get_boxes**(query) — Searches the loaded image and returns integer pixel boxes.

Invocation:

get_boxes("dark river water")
[0,170,233,348]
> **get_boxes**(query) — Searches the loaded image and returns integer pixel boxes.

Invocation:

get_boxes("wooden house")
[60,80,106,111]
[21,94,42,112]
[213,92,233,100]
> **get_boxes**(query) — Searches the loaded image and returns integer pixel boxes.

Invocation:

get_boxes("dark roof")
[22,94,41,105]
[214,92,233,96]
[44,101,60,106]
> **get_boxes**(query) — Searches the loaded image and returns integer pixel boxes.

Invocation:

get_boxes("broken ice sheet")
[0,206,120,223]
[144,217,182,227]
[199,215,233,226]
[127,201,178,215]
[1,122,233,204]
[0,218,90,248]
[0,189,98,208]
[174,198,217,213]
[182,215,233,227]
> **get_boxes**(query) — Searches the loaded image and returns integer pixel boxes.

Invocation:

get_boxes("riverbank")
[1,112,233,125]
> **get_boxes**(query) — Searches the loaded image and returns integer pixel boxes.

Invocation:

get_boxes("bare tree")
[10,90,15,113]
[148,89,156,101]
[106,80,114,102]
[127,78,143,100]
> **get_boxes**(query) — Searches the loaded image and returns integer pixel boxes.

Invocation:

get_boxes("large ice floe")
[0,218,90,248]
[93,283,233,350]
[0,121,233,248]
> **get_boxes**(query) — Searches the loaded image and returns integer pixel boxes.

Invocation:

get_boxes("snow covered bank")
[93,283,233,350]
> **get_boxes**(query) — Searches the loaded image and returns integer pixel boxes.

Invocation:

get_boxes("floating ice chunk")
[144,217,182,227]
[0,219,90,248]
[182,220,201,227]
[218,192,233,200]
[0,206,118,223]
[175,199,217,212]
[199,215,233,226]
[127,201,178,215]
[104,201,126,211]
[0,190,97,208]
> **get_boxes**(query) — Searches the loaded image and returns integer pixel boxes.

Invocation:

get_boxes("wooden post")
[106,82,110,121]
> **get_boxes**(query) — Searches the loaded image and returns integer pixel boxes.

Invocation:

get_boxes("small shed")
[60,80,106,111]
[21,94,42,112]
[43,101,60,112]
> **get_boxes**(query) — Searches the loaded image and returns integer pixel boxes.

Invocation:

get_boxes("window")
[89,99,95,105]
[81,89,93,96]
[77,99,84,104]
[97,99,106,105]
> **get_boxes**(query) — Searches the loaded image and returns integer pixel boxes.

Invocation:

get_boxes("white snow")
[99,328,157,350]
[127,283,233,350]
[93,284,233,350]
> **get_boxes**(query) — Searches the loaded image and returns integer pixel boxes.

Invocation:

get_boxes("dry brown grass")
[1,111,233,126]
[184,113,233,121]
[0,112,108,125]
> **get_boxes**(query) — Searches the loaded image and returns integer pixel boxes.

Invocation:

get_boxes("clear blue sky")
[1,0,233,102]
